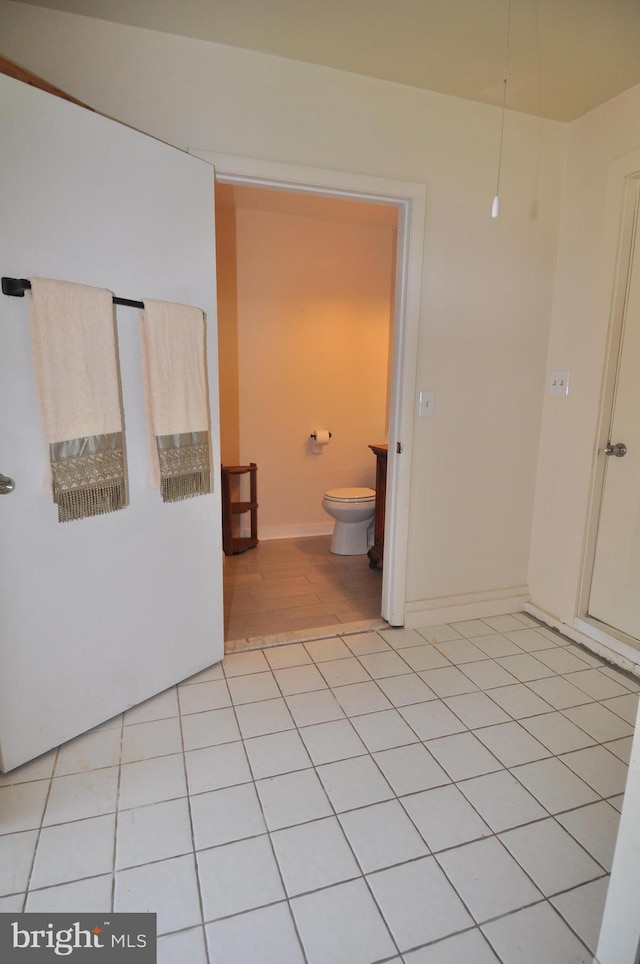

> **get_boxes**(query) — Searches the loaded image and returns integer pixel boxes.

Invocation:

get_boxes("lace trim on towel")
[156,431,211,503]
[50,432,126,523]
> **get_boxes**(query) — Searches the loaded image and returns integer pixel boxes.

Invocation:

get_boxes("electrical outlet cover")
[549,371,570,396]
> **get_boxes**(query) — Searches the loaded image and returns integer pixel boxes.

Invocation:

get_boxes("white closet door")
[0,74,223,771]
[589,203,640,643]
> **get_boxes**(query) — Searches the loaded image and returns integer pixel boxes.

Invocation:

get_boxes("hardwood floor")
[223,535,384,652]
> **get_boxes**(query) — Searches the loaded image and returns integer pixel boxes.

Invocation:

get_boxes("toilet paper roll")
[311,429,331,454]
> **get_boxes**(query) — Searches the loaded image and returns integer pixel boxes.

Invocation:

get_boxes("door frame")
[576,150,640,654]
[193,152,426,626]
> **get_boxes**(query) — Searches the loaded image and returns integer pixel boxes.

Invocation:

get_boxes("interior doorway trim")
[193,151,427,625]
[576,147,640,648]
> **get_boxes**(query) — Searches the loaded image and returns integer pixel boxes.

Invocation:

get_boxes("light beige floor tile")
[26,874,112,913]
[443,692,510,729]
[190,782,266,850]
[482,901,592,964]
[298,719,367,765]
[368,856,473,950]
[116,797,193,868]
[420,666,479,698]
[437,837,542,922]
[0,781,50,834]
[351,709,420,752]
[198,835,285,922]
[404,928,500,963]
[557,801,621,871]
[271,816,360,896]
[317,756,394,812]
[562,703,633,743]
[55,727,121,776]
[500,818,604,895]
[256,769,333,830]
[559,746,629,798]
[235,697,296,738]
[244,729,312,779]
[398,701,467,741]
[458,769,547,831]
[374,743,450,795]
[0,830,38,897]
[339,799,429,872]
[511,758,600,813]
[551,878,610,954]
[401,784,490,852]
[415,624,464,643]
[520,711,597,754]
[160,927,209,964]
[474,721,552,767]
[426,732,503,782]
[376,674,436,707]
[116,853,202,935]
[486,683,554,719]
[31,814,116,890]
[291,878,397,963]
[285,690,345,727]
[43,767,119,825]
[206,903,305,964]
[181,707,241,751]
[263,643,313,669]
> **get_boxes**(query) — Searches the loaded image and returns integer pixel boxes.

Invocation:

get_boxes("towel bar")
[2,276,145,310]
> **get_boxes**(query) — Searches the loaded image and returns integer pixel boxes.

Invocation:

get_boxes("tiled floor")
[1,612,638,963]
[223,535,383,647]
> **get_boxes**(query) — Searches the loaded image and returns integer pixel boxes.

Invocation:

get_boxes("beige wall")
[0,1,568,621]
[216,195,395,537]
[529,83,640,629]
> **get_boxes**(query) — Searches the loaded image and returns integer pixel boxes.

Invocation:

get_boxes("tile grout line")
[21,744,60,911]
[215,671,312,964]
[176,688,212,964]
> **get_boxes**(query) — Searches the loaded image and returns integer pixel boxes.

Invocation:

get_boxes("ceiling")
[11,0,640,121]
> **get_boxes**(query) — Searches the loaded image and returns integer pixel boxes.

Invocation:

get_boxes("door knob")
[0,473,15,494]
[603,442,627,458]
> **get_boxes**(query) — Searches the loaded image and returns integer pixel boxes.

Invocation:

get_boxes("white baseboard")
[525,603,640,677]
[404,586,530,629]
[258,523,334,541]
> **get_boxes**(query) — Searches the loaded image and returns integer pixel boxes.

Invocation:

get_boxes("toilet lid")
[324,486,375,502]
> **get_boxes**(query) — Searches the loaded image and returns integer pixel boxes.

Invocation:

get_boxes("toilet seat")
[324,487,375,503]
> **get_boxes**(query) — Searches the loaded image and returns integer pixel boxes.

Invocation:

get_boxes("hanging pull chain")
[492,0,512,218]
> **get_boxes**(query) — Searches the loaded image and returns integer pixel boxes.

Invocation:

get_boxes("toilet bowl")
[322,487,376,555]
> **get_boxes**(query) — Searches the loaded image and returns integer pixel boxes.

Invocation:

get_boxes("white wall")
[0,0,568,623]
[529,83,640,638]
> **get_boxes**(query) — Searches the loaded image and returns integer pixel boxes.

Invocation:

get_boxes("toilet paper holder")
[310,431,332,440]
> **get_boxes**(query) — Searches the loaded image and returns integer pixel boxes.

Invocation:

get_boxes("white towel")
[27,277,127,522]
[139,298,211,502]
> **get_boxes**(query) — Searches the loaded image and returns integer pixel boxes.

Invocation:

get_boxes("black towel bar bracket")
[2,276,145,310]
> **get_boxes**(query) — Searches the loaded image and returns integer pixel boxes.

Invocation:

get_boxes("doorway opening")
[191,154,426,649]
[215,182,397,647]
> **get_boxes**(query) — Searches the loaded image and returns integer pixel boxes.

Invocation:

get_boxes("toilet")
[322,487,376,555]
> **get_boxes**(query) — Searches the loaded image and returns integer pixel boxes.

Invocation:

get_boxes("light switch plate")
[550,371,570,395]
[419,390,435,417]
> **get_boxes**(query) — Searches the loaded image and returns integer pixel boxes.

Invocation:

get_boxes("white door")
[0,75,224,771]
[589,194,640,642]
